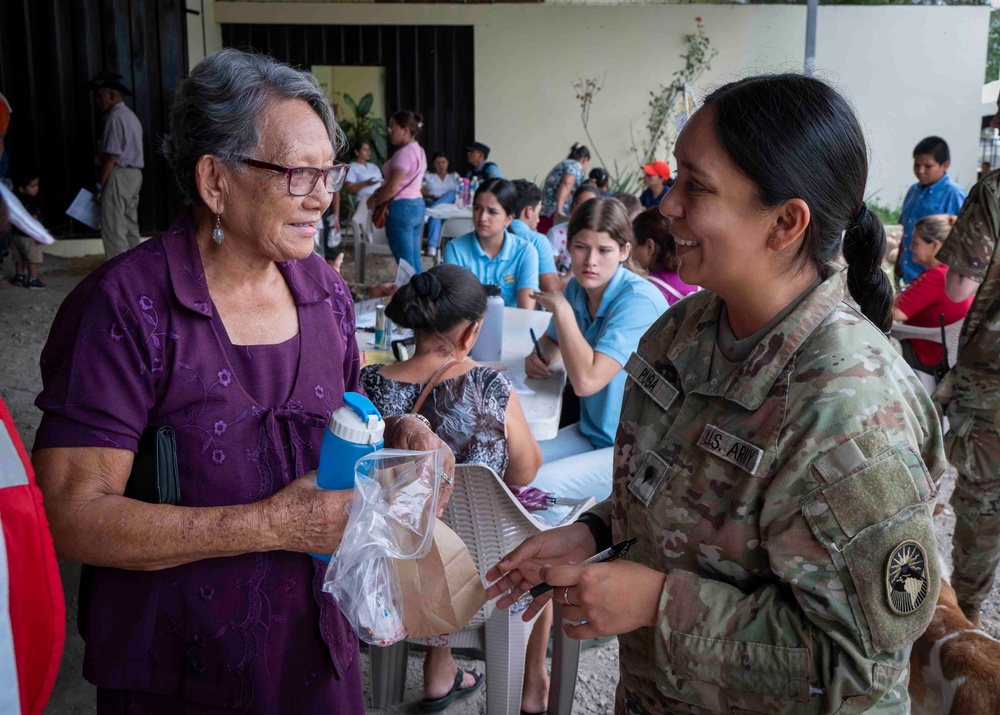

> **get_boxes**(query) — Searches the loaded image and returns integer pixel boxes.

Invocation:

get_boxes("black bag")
[79,426,180,637]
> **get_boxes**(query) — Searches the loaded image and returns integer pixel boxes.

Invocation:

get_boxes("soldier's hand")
[485,522,596,620]
[544,560,667,639]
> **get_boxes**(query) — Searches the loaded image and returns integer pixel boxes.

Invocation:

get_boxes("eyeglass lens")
[288,166,348,196]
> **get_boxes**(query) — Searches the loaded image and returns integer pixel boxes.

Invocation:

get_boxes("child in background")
[10,173,45,289]
[893,214,973,374]
[509,179,560,292]
[630,207,698,305]
[898,136,967,285]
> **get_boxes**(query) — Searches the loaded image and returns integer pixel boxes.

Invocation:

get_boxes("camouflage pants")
[946,405,1000,611]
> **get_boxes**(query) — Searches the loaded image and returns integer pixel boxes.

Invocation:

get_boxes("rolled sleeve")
[938,181,999,282]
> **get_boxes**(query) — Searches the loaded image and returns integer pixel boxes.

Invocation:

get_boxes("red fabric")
[895,264,973,366]
[0,397,65,715]
[536,214,555,236]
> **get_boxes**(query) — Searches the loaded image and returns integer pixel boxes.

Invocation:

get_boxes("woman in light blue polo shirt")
[526,197,668,520]
[443,179,539,309]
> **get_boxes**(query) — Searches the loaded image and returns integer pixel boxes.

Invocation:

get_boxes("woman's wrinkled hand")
[484,522,596,621]
[538,560,666,639]
[389,416,456,517]
[525,349,551,379]
[264,471,354,555]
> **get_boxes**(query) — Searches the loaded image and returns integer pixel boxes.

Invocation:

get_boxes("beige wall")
[213,2,988,207]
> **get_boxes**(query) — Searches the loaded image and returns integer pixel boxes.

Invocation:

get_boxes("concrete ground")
[1,249,996,714]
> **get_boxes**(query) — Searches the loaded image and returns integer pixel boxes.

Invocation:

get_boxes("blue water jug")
[312,392,385,561]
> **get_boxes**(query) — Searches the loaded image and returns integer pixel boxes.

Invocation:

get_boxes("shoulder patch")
[624,353,678,412]
[698,425,763,475]
[886,540,930,615]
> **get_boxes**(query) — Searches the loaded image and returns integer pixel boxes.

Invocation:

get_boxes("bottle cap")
[330,392,385,444]
[484,284,502,298]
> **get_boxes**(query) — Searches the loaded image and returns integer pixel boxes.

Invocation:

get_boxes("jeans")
[530,423,614,526]
[386,198,425,274]
[425,190,456,250]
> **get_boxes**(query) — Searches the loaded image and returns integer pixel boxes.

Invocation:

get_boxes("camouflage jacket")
[592,267,945,714]
[934,169,1000,410]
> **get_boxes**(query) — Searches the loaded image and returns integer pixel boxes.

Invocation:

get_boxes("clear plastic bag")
[323,448,445,645]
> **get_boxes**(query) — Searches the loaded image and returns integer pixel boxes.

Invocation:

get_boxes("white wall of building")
[213,2,988,208]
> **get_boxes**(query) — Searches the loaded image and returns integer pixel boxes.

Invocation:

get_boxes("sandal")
[419,667,484,712]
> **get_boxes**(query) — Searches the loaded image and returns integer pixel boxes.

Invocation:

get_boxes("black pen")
[529,328,545,361]
[510,537,638,613]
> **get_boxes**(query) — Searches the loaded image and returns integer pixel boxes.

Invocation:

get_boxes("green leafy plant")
[866,195,902,226]
[338,93,388,165]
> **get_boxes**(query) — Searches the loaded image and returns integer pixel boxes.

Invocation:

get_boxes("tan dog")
[909,578,1000,714]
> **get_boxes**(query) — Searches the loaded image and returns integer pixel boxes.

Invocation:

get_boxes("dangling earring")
[212,213,225,245]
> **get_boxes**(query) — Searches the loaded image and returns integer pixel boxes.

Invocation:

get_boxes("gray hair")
[162,48,345,204]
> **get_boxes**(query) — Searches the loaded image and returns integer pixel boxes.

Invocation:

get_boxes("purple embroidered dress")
[34,211,364,712]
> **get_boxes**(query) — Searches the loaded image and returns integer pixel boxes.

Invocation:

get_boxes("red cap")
[642,161,671,180]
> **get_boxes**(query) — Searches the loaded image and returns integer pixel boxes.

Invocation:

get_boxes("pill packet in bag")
[323,448,444,645]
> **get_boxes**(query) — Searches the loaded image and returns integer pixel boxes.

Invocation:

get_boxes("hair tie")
[848,202,867,230]
[411,272,442,300]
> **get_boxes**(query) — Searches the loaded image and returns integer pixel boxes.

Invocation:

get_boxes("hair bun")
[411,272,442,300]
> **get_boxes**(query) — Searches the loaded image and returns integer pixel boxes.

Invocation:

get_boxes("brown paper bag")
[393,518,487,638]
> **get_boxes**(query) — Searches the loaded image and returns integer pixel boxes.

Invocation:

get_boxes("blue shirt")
[466,161,502,180]
[899,173,967,284]
[509,219,558,276]
[639,184,670,208]
[443,230,539,306]
[546,266,668,448]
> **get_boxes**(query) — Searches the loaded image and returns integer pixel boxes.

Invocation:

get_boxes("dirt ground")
[1,248,996,714]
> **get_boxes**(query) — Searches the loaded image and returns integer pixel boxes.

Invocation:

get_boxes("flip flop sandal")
[419,667,484,712]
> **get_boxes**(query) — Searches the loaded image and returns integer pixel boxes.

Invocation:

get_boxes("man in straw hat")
[88,71,144,259]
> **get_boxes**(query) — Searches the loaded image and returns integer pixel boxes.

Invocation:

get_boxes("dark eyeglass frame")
[240,158,349,196]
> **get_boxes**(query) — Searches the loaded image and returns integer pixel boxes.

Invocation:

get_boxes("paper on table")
[507,372,536,396]
[395,258,417,287]
[66,188,101,230]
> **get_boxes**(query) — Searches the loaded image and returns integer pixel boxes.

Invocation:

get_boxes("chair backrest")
[441,463,546,628]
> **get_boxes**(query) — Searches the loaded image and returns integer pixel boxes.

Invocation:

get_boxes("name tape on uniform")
[625,353,678,412]
[698,425,764,475]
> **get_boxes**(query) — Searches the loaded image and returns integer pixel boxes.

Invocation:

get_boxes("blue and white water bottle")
[312,392,385,561]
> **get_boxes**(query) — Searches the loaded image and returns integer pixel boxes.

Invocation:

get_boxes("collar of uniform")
[471,229,517,262]
[667,266,847,410]
[163,209,333,319]
[920,173,951,193]
[509,219,529,237]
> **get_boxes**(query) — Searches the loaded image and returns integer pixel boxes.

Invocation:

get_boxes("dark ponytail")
[385,264,487,334]
[391,110,424,137]
[703,74,893,331]
[843,207,893,331]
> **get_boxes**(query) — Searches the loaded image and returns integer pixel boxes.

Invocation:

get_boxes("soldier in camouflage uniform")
[486,74,944,715]
[933,125,1000,625]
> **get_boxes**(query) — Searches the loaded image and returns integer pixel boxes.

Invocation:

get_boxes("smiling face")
[913,154,948,187]
[221,98,335,262]
[570,228,629,291]
[473,190,512,240]
[659,106,781,296]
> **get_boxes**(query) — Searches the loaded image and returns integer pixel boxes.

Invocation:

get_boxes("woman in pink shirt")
[368,110,428,273]
[630,206,698,305]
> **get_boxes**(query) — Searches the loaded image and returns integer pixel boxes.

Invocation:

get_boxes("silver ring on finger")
[563,586,575,607]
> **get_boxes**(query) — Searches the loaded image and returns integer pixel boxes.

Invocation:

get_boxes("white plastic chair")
[890,318,964,396]
[352,200,395,283]
[369,463,595,714]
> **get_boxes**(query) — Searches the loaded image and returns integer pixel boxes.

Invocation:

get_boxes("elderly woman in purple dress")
[32,49,453,714]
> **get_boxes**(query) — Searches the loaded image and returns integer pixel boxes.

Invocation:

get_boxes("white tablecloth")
[425,203,472,220]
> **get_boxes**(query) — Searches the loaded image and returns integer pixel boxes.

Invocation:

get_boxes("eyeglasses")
[240,158,349,196]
